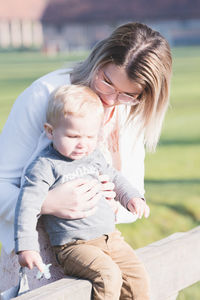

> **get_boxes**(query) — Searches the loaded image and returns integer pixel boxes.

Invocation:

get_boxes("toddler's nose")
[77,138,87,148]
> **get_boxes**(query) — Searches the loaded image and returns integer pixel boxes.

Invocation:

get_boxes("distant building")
[0,0,46,49]
[0,0,200,51]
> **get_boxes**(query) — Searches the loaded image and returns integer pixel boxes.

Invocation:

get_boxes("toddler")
[15,85,150,300]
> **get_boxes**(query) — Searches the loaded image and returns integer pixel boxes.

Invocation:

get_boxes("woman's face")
[91,63,143,108]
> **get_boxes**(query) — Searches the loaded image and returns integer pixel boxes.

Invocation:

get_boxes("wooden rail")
[13,226,200,300]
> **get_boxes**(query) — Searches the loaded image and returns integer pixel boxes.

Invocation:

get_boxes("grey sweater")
[14,144,142,253]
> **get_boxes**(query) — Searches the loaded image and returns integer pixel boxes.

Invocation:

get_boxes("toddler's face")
[51,114,102,160]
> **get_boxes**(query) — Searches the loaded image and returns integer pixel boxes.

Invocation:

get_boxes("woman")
[0,22,172,293]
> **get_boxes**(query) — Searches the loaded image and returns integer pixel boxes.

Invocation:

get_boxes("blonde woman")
[0,22,172,292]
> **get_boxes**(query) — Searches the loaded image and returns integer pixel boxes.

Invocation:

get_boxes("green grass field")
[0,47,199,298]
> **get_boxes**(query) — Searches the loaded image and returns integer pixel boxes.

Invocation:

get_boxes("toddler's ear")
[44,123,53,140]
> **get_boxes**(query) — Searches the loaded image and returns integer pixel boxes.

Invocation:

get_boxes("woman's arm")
[0,82,48,220]
[0,79,51,251]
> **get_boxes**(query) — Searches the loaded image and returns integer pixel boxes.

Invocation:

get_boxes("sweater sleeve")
[14,158,55,253]
[96,150,143,209]
[107,167,143,209]
[112,171,143,209]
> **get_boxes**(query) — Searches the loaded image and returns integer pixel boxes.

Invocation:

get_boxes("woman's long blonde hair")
[71,22,172,151]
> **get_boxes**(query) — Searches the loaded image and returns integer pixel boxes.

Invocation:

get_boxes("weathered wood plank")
[13,226,200,300]
[137,226,200,300]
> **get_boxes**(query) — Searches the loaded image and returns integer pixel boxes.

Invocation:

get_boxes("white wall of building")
[0,19,43,49]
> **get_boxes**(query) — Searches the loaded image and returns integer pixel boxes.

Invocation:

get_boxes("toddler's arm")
[96,150,150,219]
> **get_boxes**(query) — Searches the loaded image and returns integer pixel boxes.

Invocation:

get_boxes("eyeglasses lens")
[95,75,140,106]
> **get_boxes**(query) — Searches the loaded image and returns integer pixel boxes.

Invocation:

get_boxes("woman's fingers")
[98,174,110,183]
[77,179,101,198]
[43,177,102,219]
[101,190,116,200]
[99,174,115,200]
[72,178,99,192]
[60,179,102,218]
[65,201,100,219]
[101,181,115,192]
[99,174,115,191]
[83,190,102,211]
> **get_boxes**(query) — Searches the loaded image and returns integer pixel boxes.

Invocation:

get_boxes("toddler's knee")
[100,262,123,293]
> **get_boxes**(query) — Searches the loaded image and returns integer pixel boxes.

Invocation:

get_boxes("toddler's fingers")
[144,204,150,218]
[137,206,143,219]
[35,262,44,273]
[33,257,44,273]
[135,201,146,219]
[127,202,137,215]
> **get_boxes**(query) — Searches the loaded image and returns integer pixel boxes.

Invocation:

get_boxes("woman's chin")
[100,98,114,108]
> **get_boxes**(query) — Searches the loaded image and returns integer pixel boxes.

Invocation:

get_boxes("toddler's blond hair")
[46,85,104,127]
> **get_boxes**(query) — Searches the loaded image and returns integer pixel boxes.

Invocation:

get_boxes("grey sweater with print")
[14,144,142,253]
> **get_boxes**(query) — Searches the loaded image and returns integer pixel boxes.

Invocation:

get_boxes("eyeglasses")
[94,70,141,106]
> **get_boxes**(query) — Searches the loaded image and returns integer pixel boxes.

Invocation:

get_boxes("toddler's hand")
[18,250,44,273]
[127,197,150,219]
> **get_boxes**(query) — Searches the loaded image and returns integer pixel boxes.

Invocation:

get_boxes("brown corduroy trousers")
[54,230,150,300]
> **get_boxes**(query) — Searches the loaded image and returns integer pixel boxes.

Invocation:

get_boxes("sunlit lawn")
[0,47,200,298]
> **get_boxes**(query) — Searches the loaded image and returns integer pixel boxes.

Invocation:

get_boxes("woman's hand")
[99,174,118,213]
[127,197,150,219]
[41,178,102,219]
[18,250,44,273]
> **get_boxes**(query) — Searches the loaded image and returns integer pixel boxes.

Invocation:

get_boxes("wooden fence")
[13,226,200,300]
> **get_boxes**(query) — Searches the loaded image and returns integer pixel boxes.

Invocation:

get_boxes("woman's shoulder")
[31,68,71,93]
[12,68,71,116]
